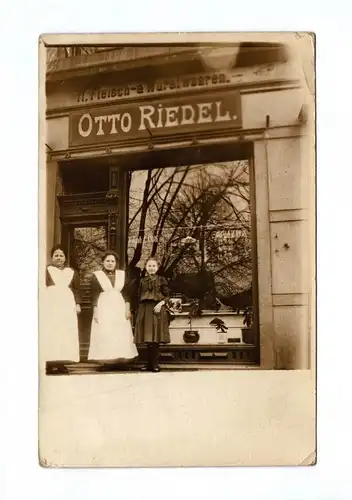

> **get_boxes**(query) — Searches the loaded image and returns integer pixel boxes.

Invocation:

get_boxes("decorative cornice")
[46,43,290,82]
[46,48,204,81]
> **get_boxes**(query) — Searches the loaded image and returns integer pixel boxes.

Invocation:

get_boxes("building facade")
[44,43,314,370]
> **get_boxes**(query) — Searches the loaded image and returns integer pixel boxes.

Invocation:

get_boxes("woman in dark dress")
[134,258,171,372]
[43,245,81,370]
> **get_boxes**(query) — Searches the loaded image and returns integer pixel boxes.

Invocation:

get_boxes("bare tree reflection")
[128,161,252,311]
[72,226,108,284]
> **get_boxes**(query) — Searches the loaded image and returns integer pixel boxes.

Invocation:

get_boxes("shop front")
[45,46,313,370]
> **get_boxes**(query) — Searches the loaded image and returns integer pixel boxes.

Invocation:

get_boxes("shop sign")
[69,91,242,147]
[76,72,230,104]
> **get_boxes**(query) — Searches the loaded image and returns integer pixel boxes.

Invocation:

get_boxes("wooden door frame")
[57,164,128,266]
[61,219,109,268]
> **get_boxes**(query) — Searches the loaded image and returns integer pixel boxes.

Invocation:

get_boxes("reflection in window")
[72,226,108,284]
[128,161,252,312]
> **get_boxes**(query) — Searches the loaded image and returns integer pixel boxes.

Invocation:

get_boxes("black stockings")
[145,343,160,372]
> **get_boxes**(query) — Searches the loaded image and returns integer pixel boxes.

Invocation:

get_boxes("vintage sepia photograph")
[39,33,316,467]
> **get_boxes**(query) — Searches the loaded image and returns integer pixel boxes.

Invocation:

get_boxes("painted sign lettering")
[69,92,242,147]
[76,73,229,104]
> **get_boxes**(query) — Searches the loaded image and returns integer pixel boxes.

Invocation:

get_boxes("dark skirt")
[134,300,171,344]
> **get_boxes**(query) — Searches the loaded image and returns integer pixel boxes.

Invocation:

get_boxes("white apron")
[42,266,80,364]
[88,270,138,361]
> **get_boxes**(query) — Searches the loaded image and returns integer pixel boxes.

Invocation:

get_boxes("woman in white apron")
[88,251,138,364]
[42,245,81,371]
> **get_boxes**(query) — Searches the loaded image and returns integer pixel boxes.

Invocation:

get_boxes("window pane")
[72,226,108,284]
[128,161,252,313]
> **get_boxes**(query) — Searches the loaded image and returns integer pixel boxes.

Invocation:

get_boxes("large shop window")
[127,161,253,323]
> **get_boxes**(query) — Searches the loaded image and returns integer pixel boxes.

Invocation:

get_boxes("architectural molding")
[272,293,309,307]
[269,208,309,223]
[48,126,306,162]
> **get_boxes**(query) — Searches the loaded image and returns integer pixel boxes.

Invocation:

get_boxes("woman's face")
[146,260,158,275]
[52,249,66,267]
[103,255,116,271]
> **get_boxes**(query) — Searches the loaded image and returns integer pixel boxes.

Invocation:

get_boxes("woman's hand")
[125,303,132,321]
[76,304,81,314]
[153,301,164,314]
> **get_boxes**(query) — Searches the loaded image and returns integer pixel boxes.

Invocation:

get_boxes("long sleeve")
[90,273,102,307]
[121,269,136,303]
[45,267,53,286]
[160,276,170,302]
[69,270,82,305]
[136,279,142,307]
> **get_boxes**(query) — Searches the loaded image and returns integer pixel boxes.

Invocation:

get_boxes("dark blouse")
[90,269,135,307]
[45,266,81,305]
[138,274,170,303]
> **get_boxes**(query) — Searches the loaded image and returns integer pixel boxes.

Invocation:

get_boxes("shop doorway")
[58,164,127,360]
[62,222,108,359]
